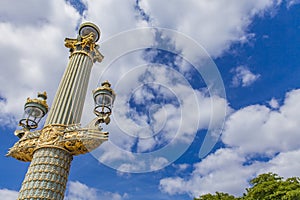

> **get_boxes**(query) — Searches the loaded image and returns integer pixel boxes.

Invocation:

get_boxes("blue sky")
[1,0,300,199]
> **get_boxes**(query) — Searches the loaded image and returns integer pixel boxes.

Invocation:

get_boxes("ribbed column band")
[17,147,73,200]
[45,53,93,125]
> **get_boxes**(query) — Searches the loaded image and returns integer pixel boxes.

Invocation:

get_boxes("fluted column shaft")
[45,53,93,125]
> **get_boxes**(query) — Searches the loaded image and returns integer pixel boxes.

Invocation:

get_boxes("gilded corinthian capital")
[64,23,104,63]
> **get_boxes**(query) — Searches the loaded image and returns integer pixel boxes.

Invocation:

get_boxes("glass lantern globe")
[19,92,48,130]
[93,81,115,124]
[24,106,44,118]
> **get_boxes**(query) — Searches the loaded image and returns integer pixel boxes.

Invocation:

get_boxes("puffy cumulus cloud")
[268,98,280,109]
[85,24,228,169]
[81,0,146,40]
[0,0,81,127]
[0,0,155,130]
[89,63,229,172]
[222,89,300,155]
[176,163,190,172]
[65,181,98,200]
[65,181,128,200]
[0,0,284,129]
[159,89,300,197]
[0,182,128,200]
[94,141,136,164]
[160,148,256,197]
[160,148,300,197]
[0,188,18,200]
[258,149,300,178]
[0,0,274,132]
[159,177,186,196]
[139,0,281,57]
[232,66,260,87]
[0,0,52,26]
[133,66,227,146]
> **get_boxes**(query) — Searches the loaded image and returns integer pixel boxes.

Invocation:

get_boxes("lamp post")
[7,22,115,200]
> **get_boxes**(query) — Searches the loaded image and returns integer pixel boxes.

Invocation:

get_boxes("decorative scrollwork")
[7,124,109,162]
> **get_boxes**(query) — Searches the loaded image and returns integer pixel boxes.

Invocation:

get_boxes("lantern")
[18,92,48,131]
[93,81,115,125]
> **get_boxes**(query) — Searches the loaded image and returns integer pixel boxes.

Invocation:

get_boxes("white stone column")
[15,23,104,200]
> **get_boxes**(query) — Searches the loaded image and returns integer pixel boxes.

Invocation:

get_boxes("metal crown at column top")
[65,22,104,63]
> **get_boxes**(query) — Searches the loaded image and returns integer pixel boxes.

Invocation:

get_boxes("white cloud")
[172,163,190,173]
[268,98,280,109]
[0,189,18,200]
[160,148,300,197]
[0,0,282,133]
[159,177,186,196]
[0,0,52,26]
[258,149,300,178]
[159,88,300,197]
[65,181,98,200]
[150,157,169,171]
[0,182,128,200]
[223,89,300,155]
[0,0,81,126]
[82,0,145,40]
[139,0,280,57]
[232,66,260,87]
[0,181,128,200]
[65,181,128,200]
[287,0,300,7]
[89,63,230,172]
[0,0,275,133]
[160,148,255,197]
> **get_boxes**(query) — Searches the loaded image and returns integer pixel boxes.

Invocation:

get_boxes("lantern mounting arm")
[7,123,109,162]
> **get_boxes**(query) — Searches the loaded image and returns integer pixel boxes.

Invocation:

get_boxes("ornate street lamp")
[93,80,116,125]
[16,92,48,138]
[7,22,115,200]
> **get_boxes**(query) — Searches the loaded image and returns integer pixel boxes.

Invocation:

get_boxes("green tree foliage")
[194,173,300,200]
[194,192,238,200]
